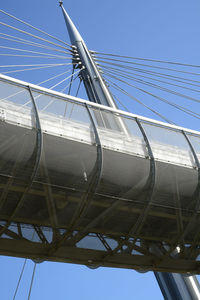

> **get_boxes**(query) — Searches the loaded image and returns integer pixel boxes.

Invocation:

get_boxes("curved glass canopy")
[0,74,200,274]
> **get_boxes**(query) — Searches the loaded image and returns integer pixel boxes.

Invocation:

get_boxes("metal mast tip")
[59,3,117,108]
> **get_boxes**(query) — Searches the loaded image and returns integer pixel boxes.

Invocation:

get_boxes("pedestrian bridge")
[0,73,200,274]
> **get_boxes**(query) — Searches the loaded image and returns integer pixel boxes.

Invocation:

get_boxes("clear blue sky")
[0,0,200,299]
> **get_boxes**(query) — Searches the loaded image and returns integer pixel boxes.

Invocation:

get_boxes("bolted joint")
[93,75,99,81]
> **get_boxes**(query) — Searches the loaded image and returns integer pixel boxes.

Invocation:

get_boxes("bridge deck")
[0,74,200,274]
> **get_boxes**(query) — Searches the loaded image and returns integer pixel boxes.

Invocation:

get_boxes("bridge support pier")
[155,272,200,300]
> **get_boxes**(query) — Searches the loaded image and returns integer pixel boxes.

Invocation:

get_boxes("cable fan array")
[1,9,200,129]
[91,51,200,129]
[0,9,85,98]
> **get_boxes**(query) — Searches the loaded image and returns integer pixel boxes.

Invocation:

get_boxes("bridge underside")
[1,236,199,274]
[1,74,200,274]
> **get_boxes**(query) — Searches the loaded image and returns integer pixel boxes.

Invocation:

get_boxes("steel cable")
[49,67,83,90]
[12,259,27,300]
[0,54,70,59]
[12,230,36,300]
[99,64,200,88]
[27,263,37,300]
[0,45,72,58]
[112,93,130,112]
[60,72,83,94]
[91,51,200,68]
[38,69,73,86]
[68,66,75,95]
[0,68,74,103]
[0,65,78,113]
[0,9,72,48]
[0,63,74,68]
[75,79,82,97]
[103,72,200,120]
[95,60,200,85]
[0,33,73,56]
[0,22,72,53]
[103,68,200,105]
[95,57,200,77]
[100,65,200,92]
[2,62,74,74]
[21,67,84,108]
[105,77,174,124]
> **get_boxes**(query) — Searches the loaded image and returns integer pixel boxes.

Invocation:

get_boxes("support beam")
[1,238,200,273]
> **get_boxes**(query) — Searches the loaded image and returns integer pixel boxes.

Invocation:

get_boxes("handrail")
[1,73,200,137]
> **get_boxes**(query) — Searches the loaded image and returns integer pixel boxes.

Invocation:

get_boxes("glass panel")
[141,122,195,167]
[38,136,97,190]
[32,92,93,146]
[0,80,32,107]
[0,82,38,225]
[152,161,197,208]
[14,94,98,229]
[32,91,66,115]
[78,108,152,243]
[32,91,91,124]
[134,125,199,245]
[140,123,198,211]
[89,108,150,198]
[30,91,97,190]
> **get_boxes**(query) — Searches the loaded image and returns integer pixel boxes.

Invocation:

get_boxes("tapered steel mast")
[59,2,200,299]
[59,1,117,108]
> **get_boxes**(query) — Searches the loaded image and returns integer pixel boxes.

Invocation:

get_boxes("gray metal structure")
[1,70,200,272]
[59,2,200,299]
[155,272,200,300]
[60,2,116,108]
[1,3,200,300]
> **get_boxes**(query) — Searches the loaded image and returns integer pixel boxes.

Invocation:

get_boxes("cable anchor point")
[59,1,63,7]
